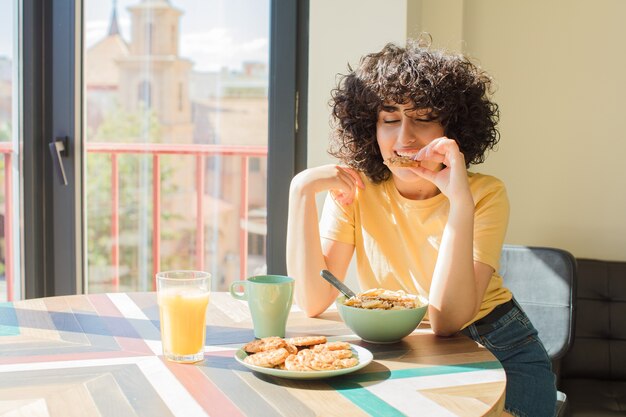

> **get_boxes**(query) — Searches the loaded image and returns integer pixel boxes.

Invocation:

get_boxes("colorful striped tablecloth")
[0,292,506,416]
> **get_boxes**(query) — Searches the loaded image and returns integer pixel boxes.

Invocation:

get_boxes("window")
[138,80,152,108]
[7,0,305,299]
[178,82,183,112]
[147,22,153,54]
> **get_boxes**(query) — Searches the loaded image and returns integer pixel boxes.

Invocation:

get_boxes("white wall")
[458,0,626,261]
[308,0,626,262]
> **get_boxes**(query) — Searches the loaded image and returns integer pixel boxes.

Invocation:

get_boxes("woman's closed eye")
[381,118,434,126]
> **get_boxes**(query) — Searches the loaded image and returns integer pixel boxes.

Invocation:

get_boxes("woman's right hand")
[291,164,365,205]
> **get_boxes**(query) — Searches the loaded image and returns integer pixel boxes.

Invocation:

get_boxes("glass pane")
[0,0,18,301]
[84,0,269,293]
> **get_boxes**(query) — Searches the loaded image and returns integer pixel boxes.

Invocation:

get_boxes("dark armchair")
[559,258,626,416]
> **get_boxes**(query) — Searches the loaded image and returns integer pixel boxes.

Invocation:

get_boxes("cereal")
[344,288,423,310]
[360,299,386,309]
[241,336,359,372]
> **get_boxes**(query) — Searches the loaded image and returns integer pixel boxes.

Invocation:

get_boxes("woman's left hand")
[411,137,473,202]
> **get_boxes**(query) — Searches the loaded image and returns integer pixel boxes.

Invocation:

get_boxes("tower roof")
[108,0,120,36]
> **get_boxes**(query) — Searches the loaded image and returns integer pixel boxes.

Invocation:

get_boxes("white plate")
[234,344,373,380]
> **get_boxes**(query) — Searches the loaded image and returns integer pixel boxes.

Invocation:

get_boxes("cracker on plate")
[241,336,358,372]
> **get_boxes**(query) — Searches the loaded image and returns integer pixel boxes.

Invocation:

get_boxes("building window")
[147,22,153,54]
[171,25,176,51]
[138,80,152,108]
[178,82,183,111]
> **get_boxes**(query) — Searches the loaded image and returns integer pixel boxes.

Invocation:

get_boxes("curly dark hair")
[329,40,500,183]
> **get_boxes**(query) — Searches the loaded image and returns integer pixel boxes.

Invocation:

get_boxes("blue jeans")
[462,299,556,417]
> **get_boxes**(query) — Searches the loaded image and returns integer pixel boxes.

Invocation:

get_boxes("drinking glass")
[157,270,211,363]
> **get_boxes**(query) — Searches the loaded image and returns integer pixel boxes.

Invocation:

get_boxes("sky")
[0,0,270,72]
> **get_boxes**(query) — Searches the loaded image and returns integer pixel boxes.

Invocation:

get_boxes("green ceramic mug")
[229,275,294,338]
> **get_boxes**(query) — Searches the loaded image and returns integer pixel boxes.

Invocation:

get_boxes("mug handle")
[229,280,248,300]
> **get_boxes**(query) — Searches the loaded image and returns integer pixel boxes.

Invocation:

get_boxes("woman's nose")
[398,122,417,145]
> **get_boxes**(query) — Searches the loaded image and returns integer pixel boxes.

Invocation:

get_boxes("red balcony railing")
[0,142,268,301]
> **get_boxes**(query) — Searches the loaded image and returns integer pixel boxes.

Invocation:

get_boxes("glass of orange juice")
[156,270,211,363]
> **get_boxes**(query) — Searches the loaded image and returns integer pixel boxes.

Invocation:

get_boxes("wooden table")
[0,292,506,416]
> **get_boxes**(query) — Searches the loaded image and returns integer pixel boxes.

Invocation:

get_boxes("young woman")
[286,39,556,417]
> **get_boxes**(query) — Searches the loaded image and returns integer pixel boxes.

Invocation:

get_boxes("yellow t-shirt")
[319,171,512,325]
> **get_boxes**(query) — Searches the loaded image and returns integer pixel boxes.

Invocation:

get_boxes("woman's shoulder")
[467,171,506,190]
[468,172,509,208]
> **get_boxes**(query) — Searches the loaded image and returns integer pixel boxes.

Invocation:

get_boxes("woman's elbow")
[295,298,327,318]
[300,303,322,318]
[431,322,461,337]
[428,310,467,337]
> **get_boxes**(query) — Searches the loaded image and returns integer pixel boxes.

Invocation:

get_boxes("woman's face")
[376,102,445,183]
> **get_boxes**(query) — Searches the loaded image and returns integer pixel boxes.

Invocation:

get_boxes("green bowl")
[336,295,429,344]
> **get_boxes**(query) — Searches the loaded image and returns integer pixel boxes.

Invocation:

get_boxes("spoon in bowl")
[320,269,357,299]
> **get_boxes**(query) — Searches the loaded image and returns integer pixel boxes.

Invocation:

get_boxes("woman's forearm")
[286,179,337,317]
[428,196,477,335]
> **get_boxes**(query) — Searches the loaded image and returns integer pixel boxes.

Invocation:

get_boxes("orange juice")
[158,288,210,362]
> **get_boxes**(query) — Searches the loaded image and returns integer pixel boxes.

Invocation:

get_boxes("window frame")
[267,0,308,275]
[21,0,84,297]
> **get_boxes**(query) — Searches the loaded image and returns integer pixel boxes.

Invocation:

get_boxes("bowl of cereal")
[336,288,428,344]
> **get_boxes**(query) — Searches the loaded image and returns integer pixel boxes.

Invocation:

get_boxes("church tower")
[117,0,193,143]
